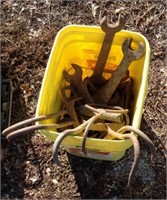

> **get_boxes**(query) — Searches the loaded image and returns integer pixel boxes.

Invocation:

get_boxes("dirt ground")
[1,0,166,199]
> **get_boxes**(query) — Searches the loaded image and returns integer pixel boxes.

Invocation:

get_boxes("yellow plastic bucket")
[36,25,150,161]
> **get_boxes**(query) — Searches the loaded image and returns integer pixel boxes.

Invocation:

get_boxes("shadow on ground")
[67,117,166,199]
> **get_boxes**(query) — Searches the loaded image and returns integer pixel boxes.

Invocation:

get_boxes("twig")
[47,0,52,29]
[0,34,17,47]
[136,4,156,25]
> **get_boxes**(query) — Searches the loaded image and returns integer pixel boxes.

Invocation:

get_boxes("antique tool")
[81,113,104,154]
[117,125,156,161]
[108,90,121,106]
[108,76,134,109]
[52,105,128,165]
[2,110,68,136]
[83,104,130,124]
[106,126,140,188]
[95,38,145,104]
[52,112,104,166]
[79,105,125,123]
[63,64,94,103]
[81,104,130,154]
[6,122,74,141]
[61,86,82,126]
[106,125,156,187]
[80,104,130,126]
[2,110,74,141]
[88,14,126,85]
[52,104,130,163]
[52,105,156,168]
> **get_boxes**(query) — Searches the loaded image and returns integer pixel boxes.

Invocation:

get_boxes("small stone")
[46,168,51,176]
[29,176,38,183]
[160,68,165,73]
[115,7,125,14]
[52,179,58,185]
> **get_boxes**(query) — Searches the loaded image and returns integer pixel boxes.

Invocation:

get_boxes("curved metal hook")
[81,113,102,155]
[52,115,99,166]
[107,126,140,188]
[117,125,156,161]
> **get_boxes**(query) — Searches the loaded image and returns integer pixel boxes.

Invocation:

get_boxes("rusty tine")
[52,113,103,166]
[61,86,82,126]
[2,110,68,136]
[6,122,74,141]
[95,38,145,104]
[63,64,94,104]
[108,125,156,187]
[117,125,156,161]
[107,126,140,188]
[89,14,126,85]
[82,113,102,155]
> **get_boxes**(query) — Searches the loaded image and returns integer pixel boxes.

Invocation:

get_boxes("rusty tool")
[107,72,133,109]
[108,90,121,106]
[117,125,156,162]
[63,63,94,104]
[6,122,74,141]
[79,105,125,123]
[83,104,129,122]
[61,86,82,126]
[95,38,145,104]
[105,125,156,187]
[2,110,75,141]
[106,126,140,188]
[82,113,103,154]
[118,77,134,109]
[52,105,129,164]
[81,104,129,154]
[2,110,68,136]
[52,112,104,166]
[88,14,126,85]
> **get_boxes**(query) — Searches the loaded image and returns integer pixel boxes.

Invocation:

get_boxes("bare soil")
[1,0,166,199]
